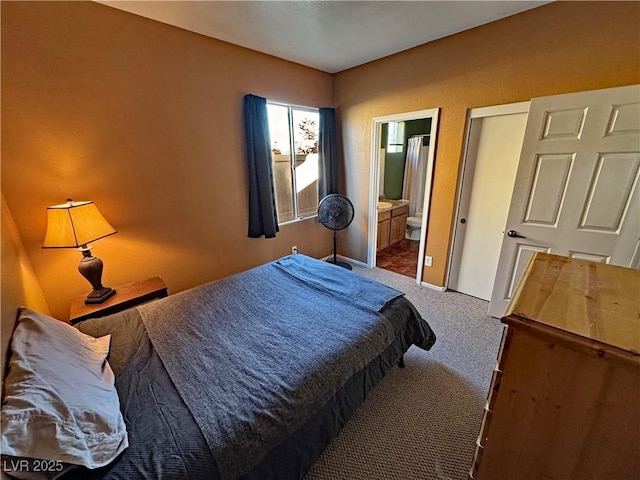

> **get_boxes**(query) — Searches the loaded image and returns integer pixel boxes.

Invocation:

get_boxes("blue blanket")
[138,255,431,480]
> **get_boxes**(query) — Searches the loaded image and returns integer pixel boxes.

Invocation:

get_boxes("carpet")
[304,265,505,480]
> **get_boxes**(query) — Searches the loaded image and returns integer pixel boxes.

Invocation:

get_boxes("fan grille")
[318,194,354,231]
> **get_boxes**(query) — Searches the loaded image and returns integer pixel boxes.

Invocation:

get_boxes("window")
[387,121,405,153]
[267,102,320,223]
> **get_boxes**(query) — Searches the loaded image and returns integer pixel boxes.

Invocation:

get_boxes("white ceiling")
[98,1,550,74]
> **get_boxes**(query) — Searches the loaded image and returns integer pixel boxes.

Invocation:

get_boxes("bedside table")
[69,276,168,324]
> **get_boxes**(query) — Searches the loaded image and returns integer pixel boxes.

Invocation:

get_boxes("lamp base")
[78,247,115,304]
[84,287,116,304]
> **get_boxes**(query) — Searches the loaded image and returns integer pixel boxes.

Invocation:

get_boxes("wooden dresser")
[470,253,640,480]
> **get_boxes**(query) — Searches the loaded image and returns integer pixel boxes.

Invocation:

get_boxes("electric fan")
[318,194,355,270]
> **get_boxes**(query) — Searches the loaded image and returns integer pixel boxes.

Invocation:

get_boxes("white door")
[489,85,640,318]
[449,109,528,300]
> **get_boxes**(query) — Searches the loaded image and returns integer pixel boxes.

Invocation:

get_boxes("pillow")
[1,307,128,470]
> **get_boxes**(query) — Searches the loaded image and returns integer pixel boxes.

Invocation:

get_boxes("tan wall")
[334,1,640,286]
[1,1,334,320]
[3,1,639,321]
[1,193,50,388]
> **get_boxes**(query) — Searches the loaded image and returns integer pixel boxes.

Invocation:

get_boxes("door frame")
[446,101,531,291]
[368,108,439,285]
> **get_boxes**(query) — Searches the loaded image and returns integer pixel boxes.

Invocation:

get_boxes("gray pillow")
[1,307,128,469]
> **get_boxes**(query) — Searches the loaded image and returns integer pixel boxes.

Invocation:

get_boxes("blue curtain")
[318,107,339,200]
[244,94,279,238]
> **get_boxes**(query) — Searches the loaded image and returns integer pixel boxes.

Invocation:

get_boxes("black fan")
[318,194,355,270]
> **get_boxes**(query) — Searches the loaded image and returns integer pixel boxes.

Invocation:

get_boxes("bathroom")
[376,117,432,278]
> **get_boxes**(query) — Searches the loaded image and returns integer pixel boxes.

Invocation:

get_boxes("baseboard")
[420,281,447,292]
[321,254,369,268]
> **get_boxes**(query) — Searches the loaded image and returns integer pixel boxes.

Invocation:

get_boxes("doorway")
[368,108,439,284]
[448,102,530,300]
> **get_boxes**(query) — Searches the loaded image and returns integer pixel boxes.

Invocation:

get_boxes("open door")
[489,85,640,318]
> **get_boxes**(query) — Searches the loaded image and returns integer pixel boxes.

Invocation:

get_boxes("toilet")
[406,213,422,241]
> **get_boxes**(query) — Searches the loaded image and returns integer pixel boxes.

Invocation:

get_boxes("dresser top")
[505,253,640,355]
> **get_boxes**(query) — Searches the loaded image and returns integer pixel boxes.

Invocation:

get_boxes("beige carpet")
[304,265,504,480]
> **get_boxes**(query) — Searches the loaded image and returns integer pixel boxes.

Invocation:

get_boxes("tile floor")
[376,238,420,278]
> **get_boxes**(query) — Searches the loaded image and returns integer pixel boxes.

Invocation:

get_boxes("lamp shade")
[43,200,116,248]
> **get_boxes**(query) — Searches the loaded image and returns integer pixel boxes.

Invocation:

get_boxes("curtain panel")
[318,108,339,200]
[403,136,428,217]
[244,94,279,238]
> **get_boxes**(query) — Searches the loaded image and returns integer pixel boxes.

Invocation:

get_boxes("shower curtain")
[402,136,428,217]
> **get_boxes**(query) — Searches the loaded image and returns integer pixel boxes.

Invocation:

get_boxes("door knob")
[507,229,526,238]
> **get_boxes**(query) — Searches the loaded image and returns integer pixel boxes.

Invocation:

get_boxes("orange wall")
[334,1,640,286]
[1,1,333,320]
[3,2,640,320]
[1,193,50,385]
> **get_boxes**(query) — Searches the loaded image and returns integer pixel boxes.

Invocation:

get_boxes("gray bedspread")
[138,255,433,480]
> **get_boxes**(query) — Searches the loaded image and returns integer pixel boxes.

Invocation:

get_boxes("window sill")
[279,214,318,226]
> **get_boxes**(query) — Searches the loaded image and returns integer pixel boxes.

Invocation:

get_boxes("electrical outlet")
[425,256,433,267]
[292,245,298,255]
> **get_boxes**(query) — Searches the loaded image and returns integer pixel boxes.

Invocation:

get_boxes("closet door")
[449,107,528,301]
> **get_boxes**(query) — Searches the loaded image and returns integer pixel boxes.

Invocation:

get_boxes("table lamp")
[43,199,117,304]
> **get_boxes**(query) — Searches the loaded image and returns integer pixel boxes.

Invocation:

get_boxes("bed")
[1,254,435,480]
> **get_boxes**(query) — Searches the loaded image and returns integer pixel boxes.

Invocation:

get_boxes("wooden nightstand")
[69,276,168,324]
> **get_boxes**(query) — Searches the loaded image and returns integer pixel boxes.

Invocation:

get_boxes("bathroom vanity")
[377,200,409,251]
